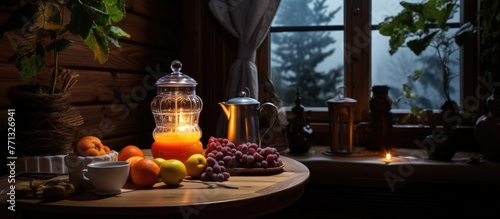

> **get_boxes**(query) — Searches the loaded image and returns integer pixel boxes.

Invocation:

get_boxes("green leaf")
[67,0,110,39]
[403,84,412,93]
[85,26,109,64]
[10,42,45,80]
[378,20,394,36]
[422,0,440,22]
[413,69,422,80]
[104,0,126,22]
[46,38,73,52]
[26,1,65,33]
[83,4,110,26]
[67,1,94,39]
[407,31,438,55]
[440,3,457,28]
[108,26,130,48]
[389,33,405,55]
[110,26,130,38]
[455,22,477,46]
[400,2,424,13]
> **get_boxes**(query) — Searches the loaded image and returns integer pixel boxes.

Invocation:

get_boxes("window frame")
[259,0,478,124]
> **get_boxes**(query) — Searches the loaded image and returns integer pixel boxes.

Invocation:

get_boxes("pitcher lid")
[225,89,259,105]
[156,60,198,87]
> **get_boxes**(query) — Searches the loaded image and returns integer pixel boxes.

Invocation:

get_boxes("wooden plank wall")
[0,0,240,163]
[0,0,184,153]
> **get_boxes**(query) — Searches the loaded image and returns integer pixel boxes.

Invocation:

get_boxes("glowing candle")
[383,152,392,164]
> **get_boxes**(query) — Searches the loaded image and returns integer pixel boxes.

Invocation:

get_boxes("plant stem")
[51,48,59,95]
[50,3,64,95]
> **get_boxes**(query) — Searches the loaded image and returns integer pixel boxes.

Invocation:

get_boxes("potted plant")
[379,0,475,110]
[0,0,130,156]
[378,0,477,160]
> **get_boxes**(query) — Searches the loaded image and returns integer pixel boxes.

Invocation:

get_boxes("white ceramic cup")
[81,161,130,195]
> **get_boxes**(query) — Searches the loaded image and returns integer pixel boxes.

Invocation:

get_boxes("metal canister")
[327,95,357,154]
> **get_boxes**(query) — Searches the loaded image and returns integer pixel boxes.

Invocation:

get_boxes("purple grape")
[222,172,230,181]
[241,144,248,154]
[235,150,242,159]
[266,154,275,163]
[205,166,213,174]
[261,160,268,168]
[253,162,262,168]
[209,142,217,150]
[248,147,256,155]
[254,153,263,162]
[249,143,258,150]
[207,157,217,166]
[216,173,225,182]
[200,172,210,181]
[223,156,233,166]
[246,154,255,164]
[207,152,216,159]
[218,160,225,167]
[213,163,221,173]
[216,151,224,160]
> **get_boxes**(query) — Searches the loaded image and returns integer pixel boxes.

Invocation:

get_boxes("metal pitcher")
[219,89,278,147]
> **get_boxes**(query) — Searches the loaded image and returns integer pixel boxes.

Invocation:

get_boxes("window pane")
[271,0,344,107]
[271,31,344,107]
[272,0,344,27]
[371,28,461,109]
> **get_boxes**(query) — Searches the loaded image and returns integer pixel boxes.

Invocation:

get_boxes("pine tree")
[271,0,343,107]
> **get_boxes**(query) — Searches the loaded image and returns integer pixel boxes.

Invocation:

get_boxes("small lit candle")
[383,152,392,164]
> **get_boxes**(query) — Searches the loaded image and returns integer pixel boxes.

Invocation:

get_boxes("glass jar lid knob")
[155,60,197,87]
[171,60,182,74]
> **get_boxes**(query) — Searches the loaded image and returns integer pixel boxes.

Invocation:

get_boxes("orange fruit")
[118,145,144,161]
[131,158,161,188]
[125,156,144,180]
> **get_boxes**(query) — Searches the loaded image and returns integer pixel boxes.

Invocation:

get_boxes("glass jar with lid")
[150,60,203,164]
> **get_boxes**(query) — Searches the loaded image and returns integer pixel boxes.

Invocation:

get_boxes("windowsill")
[281,146,500,190]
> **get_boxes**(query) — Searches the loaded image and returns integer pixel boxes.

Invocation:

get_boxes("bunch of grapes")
[200,136,283,182]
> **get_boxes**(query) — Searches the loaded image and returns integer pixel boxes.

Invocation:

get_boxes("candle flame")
[386,153,391,161]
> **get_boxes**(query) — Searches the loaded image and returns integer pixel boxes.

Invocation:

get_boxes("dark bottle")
[368,85,393,152]
[287,88,313,154]
[475,86,500,162]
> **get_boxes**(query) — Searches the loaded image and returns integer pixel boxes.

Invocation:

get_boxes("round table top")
[15,151,310,218]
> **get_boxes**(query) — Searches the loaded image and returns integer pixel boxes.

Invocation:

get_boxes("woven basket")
[8,85,84,156]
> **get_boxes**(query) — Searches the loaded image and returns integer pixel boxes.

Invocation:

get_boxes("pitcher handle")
[258,102,279,147]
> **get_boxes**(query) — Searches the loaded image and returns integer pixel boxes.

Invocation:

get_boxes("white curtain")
[209,0,281,138]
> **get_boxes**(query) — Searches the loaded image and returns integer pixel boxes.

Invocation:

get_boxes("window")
[269,0,474,122]
[270,0,345,107]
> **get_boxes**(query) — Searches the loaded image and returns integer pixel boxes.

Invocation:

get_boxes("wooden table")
[9,151,309,219]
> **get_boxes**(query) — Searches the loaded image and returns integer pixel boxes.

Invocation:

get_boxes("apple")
[185,154,207,178]
[153,157,166,167]
[160,159,186,186]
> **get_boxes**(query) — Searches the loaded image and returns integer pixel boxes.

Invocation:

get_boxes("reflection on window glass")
[372,0,462,109]
[271,0,344,107]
